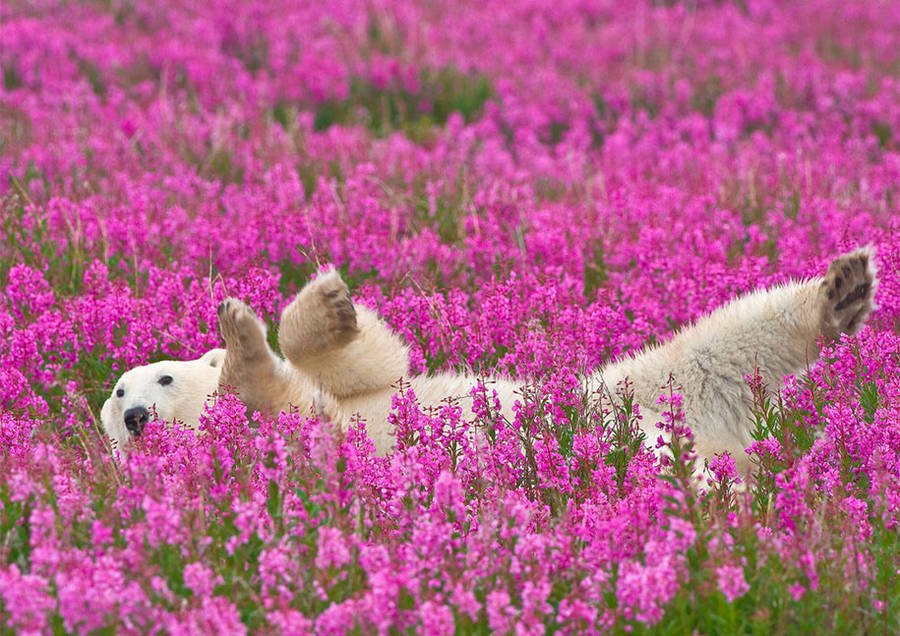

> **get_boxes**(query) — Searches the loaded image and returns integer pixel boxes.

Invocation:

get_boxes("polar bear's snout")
[123,406,150,437]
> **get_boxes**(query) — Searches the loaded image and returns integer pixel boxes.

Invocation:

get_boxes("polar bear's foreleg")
[278,270,410,399]
[217,298,339,420]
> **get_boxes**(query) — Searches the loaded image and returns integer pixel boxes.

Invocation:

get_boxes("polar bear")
[100,248,877,475]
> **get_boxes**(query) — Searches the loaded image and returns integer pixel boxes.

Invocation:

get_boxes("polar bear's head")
[100,349,225,450]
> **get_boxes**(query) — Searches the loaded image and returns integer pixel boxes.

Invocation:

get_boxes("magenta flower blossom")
[716,564,750,603]
[183,562,222,598]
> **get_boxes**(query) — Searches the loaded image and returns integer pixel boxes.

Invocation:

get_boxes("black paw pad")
[834,282,870,312]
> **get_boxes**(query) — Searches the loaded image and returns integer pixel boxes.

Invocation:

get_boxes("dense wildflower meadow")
[2,0,900,632]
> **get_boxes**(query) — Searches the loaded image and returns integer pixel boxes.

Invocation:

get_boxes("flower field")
[2,0,900,632]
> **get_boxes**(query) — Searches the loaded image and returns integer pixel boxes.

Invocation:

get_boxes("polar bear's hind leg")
[819,247,877,340]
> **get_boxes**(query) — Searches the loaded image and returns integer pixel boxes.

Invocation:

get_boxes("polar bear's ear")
[199,348,226,368]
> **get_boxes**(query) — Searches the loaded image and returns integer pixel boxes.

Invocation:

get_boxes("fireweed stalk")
[1,0,899,632]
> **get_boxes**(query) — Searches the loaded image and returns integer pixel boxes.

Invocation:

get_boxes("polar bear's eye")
[158,375,174,387]
[116,388,124,398]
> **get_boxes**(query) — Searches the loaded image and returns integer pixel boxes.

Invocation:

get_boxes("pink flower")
[0,566,55,633]
[316,527,351,571]
[418,601,455,635]
[617,555,680,626]
[708,452,741,485]
[184,562,222,598]
[716,565,750,602]
[486,589,516,633]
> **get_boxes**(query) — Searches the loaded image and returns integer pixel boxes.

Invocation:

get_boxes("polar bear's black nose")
[123,406,150,436]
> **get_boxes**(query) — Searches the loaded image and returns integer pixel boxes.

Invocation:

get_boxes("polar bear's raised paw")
[279,269,360,364]
[320,280,358,346]
[819,247,877,340]
[217,298,269,359]
[217,298,286,412]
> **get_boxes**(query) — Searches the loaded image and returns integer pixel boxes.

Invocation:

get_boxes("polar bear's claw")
[819,247,877,340]
[217,298,269,362]
[322,285,359,346]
